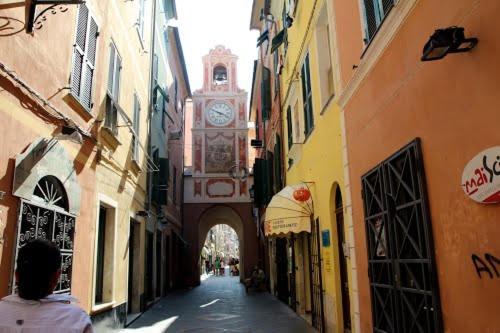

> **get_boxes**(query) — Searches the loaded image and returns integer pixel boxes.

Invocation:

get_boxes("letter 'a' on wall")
[461,146,500,204]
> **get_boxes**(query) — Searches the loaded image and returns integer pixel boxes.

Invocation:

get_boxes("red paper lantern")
[293,188,311,202]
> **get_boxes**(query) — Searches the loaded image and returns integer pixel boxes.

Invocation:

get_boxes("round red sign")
[461,146,500,204]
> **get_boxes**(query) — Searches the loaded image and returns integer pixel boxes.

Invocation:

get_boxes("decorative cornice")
[338,0,418,109]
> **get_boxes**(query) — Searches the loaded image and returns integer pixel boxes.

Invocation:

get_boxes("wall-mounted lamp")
[421,26,478,62]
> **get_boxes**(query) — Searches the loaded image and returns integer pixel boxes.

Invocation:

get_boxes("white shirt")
[0,294,93,333]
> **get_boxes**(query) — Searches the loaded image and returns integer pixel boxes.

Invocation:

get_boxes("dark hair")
[16,239,61,300]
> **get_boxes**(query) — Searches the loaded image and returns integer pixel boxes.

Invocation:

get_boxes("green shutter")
[261,67,271,120]
[253,159,263,205]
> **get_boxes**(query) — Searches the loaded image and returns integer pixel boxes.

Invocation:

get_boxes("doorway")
[335,187,351,331]
[361,139,442,332]
[128,219,140,314]
[275,237,289,304]
[309,218,325,333]
[156,233,162,298]
[145,231,154,304]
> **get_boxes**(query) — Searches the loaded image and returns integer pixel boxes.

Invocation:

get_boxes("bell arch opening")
[213,64,228,85]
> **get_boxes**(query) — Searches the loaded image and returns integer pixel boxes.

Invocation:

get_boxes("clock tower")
[185,45,251,202]
[183,46,258,287]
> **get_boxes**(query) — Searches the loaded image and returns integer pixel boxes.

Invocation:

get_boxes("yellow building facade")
[271,0,360,331]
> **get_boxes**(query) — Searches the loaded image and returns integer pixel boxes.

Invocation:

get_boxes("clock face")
[207,102,234,126]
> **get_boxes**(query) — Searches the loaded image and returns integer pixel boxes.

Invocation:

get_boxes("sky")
[175,0,259,100]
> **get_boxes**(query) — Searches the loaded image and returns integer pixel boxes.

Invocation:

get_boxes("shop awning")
[264,183,313,237]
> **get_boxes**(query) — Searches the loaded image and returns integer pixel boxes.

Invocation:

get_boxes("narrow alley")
[122,273,314,333]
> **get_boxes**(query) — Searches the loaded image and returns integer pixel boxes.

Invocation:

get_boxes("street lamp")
[421,26,478,62]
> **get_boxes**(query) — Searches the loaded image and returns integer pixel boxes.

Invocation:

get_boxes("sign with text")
[461,146,500,204]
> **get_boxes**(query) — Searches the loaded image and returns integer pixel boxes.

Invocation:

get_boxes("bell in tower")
[213,65,228,85]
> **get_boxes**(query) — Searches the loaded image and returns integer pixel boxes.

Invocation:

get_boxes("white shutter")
[71,4,98,110]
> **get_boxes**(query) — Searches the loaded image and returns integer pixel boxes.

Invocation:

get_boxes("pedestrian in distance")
[0,239,93,333]
[215,256,221,276]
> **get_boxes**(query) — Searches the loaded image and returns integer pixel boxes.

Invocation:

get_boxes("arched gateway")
[183,46,258,287]
[183,204,258,286]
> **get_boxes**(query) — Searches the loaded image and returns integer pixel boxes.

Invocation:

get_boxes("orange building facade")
[331,0,500,332]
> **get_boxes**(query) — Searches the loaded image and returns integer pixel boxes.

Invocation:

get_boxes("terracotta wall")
[335,0,500,331]
[0,5,97,308]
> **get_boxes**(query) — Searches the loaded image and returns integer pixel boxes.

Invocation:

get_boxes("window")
[95,204,115,304]
[71,4,98,110]
[301,54,314,136]
[132,94,141,161]
[105,43,121,136]
[15,177,74,294]
[362,0,394,43]
[286,106,293,149]
[172,166,177,205]
[213,65,228,85]
[315,4,334,108]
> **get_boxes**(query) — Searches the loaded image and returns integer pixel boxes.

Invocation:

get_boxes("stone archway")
[182,203,258,287]
[198,205,244,282]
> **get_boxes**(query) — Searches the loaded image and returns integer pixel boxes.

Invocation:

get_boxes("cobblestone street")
[122,273,315,333]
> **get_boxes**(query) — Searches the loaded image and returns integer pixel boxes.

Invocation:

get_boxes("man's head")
[16,239,62,300]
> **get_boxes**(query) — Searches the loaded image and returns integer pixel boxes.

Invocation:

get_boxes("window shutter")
[81,17,98,109]
[301,54,313,135]
[271,29,286,54]
[107,45,115,95]
[75,5,88,51]
[71,4,98,110]
[133,95,140,161]
[158,158,169,205]
[253,159,264,205]
[261,67,271,120]
[363,0,378,41]
[113,55,121,101]
[265,158,273,202]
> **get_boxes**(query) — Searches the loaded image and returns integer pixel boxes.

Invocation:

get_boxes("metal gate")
[308,217,325,332]
[361,139,442,333]
[15,199,75,294]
